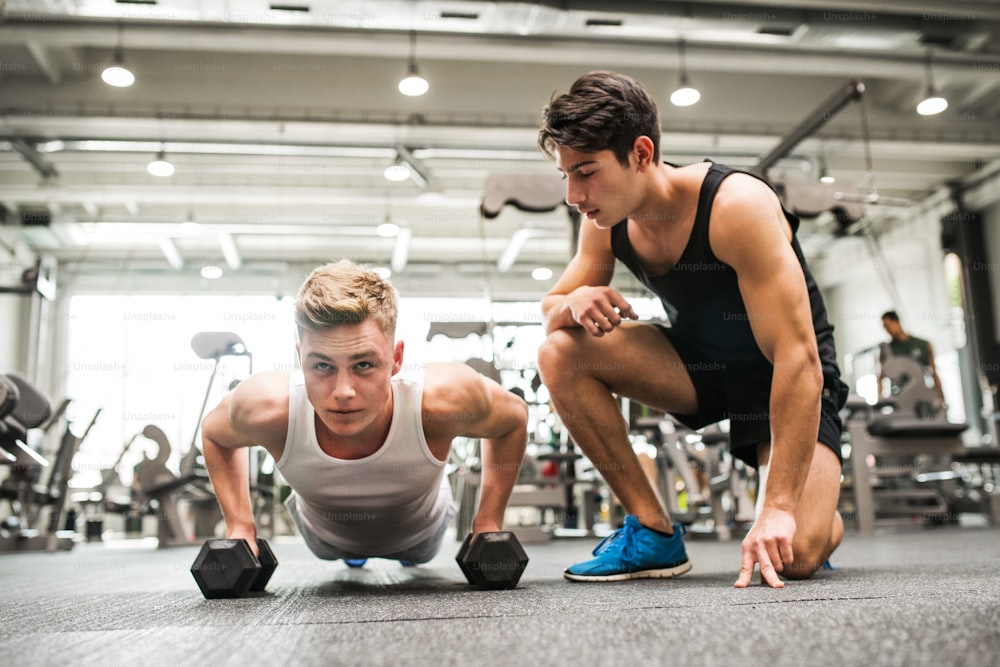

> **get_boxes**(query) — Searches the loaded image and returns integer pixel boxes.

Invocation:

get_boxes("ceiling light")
[917,50,948,116]
[398,30,429,96]
[384,162,410,181]
[102,24,135,88]
[147,150,175,177]
[531,267,553,281]
[917,94,948,116]
[399,69,429,97]
[377,222,400,237]
[372,266,392,279]
[180,211,201,235]
[37,140,65,153]
[670,82,700,107]
[670,40,700,107]
[201,265,223,280]
[818,154,835,184]
[102,62,134,88]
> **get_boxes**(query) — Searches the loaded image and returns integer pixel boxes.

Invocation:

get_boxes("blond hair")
[294,260,398,338]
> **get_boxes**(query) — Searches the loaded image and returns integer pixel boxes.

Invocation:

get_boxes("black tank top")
[610,162,840,374]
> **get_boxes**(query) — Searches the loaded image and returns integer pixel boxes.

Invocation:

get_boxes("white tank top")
[276,370,453,555]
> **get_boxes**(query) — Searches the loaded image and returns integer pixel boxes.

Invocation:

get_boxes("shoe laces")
[591,520,639,566]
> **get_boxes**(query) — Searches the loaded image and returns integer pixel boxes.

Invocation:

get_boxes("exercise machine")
[0,373,99,552]
[844,352,971,534]
[632,412,756,541]
[132,424,221,547]
[179,331,253,477]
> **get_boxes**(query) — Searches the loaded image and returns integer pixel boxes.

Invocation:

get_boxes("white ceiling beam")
[218,233,242,270]
[24,41,65,84]
[497,229,535,273]
[158,237,184,270]
[391,228,412,273]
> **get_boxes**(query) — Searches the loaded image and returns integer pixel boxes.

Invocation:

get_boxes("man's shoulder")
[237,370,291,396]
[231,371,292,428]
[895,336,929,350]
[420,362,483,395]
[713,168,777,209]
[419,362,489,418]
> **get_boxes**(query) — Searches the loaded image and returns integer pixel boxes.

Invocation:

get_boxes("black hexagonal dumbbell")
[455,531,529,590]
[190,538,278,599]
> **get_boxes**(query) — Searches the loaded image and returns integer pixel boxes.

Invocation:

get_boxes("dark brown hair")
[538,71,661,167]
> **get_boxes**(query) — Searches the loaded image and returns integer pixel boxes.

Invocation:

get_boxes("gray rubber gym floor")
[1,525,998,667]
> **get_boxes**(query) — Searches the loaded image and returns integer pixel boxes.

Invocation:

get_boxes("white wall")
[812,163,1000,431]
[815,209,955,373]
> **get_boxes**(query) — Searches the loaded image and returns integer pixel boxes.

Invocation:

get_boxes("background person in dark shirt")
[880,310,945,402]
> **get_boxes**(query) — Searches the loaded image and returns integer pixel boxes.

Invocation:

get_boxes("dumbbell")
[190,538,278,599]
[455,531,529,590]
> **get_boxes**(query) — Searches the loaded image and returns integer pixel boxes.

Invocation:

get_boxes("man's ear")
[392,340,405,375]
[632,136,655,171]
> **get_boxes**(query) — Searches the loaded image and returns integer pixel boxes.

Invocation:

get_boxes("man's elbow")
[802,354,824,398]
[778,349,823,396]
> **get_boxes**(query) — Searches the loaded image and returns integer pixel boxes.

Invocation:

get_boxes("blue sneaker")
[344,558,368,568]
[399,560,415,567]
[564,516,692,582]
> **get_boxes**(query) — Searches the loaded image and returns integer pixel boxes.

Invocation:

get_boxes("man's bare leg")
[756,442,843,579]
[538,323,699,534]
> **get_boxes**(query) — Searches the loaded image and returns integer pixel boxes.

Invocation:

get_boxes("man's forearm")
[473,429,527,531]
[202,437,255,532]
[542,294,572,334]
[542,295,577,334]
[763,361,823,512]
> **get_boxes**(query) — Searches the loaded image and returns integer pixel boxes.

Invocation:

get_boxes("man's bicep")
[738,245,816,365]
[478,382,528,439]
[205,384,272,450]
[202,394,247,449]
[449,373,524,441]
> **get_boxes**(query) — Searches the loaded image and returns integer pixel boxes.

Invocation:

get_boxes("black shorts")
[658,325,847,469]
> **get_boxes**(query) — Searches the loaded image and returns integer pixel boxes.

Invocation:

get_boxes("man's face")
[555,146,637,229]
[882,317,903,339]
[296,318,403,440]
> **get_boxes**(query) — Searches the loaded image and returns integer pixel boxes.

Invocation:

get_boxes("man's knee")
[784,512,843,580]
[538,329,585,386]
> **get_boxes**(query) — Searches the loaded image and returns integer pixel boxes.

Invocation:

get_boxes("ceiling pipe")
[752,79,865,176]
